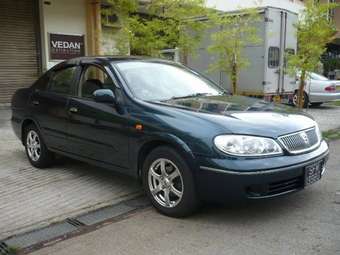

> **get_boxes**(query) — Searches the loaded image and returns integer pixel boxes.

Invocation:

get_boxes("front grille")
[278,127,320,154]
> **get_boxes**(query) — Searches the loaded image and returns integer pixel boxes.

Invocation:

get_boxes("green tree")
[105,0,212,59]
[207,8,261,95]
[102,0,138,54]
[287,0,338,108]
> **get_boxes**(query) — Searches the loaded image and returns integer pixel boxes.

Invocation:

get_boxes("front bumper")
[195,140,329,203]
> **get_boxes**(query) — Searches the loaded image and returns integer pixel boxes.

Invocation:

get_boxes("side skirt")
[48,147,137,178]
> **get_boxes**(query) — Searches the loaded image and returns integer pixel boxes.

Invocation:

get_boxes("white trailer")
[185,7,298,102]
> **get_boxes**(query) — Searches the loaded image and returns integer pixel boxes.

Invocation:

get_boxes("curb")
[0,196,150,255]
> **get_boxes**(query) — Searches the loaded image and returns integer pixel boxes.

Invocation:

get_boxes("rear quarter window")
[48,66,77,95]
[33,73,51,91]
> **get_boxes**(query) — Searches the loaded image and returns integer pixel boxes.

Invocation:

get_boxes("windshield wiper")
[164,93,213,101]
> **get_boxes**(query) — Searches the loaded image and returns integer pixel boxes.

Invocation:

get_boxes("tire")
[293,91,309,108]
[311,102,323,107]
[142,146,199,217]
[24,124,54,168]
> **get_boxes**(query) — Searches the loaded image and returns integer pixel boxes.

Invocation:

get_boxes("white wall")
[40,0,87,70]
[206,0,305,13]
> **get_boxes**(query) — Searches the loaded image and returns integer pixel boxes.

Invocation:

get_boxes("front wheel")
[142,146,199,217]
[293,91,309,108]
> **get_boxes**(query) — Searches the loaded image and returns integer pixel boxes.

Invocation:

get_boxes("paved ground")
[0,110,140,240]
[33,141,340,255]
[304,104,340,131]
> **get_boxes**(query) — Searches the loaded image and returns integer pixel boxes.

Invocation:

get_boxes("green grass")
[330,100,340,107]
[323,128,340,141]
[8,247,19,255]
[0,246,19,255]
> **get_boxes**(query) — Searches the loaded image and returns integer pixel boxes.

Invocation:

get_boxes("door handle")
[69,107,78,113]
[32,100,39,106]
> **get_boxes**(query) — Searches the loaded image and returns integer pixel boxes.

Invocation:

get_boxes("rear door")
[30,66,79,151]
[67,64,129,170]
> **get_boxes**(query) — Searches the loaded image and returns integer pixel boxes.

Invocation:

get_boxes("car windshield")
[115,61,223,101]
[310,72,329,81]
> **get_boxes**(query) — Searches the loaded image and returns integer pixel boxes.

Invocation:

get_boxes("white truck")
[162,7,299,103]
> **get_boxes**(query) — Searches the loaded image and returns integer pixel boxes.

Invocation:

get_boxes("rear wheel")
[293,91,309,108]
[142,146,199,217]
[24,124,54,168]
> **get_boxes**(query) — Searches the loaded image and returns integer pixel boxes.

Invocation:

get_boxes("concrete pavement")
[305,104,340,131]
[33,141,340,255]
[0,110,141,240]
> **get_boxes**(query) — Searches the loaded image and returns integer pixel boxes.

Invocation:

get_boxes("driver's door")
[67,64,129,170]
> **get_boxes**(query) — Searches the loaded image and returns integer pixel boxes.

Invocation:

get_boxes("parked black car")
[11,57,329,217]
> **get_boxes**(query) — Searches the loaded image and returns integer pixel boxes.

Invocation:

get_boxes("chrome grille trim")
[278,127,321,154]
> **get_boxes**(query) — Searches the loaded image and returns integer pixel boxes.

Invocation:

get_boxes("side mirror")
[93,89,116,104]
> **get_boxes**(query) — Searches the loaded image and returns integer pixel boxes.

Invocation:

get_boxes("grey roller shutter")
[0,0,40,104]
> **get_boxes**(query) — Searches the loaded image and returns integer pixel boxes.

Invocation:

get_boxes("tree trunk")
[181,48,188,65]
[231,62,238,95]
[298,70,306,109]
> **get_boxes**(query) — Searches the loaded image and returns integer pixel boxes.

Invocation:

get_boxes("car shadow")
[307,104,338,110]
[188,188,321,225]
[47,155,323,224]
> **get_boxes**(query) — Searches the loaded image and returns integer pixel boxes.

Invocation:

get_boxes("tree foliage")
[105,0,212,58]
[287,0,338,108]
[207,8,261,95]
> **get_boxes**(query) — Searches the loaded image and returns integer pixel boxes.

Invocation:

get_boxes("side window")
[48,67,77,95]
[268,47,280,68]
[79,65,114,99]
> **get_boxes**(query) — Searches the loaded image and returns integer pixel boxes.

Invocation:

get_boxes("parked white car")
[294,72,340,108]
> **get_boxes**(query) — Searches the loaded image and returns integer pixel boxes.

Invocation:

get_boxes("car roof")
[52,56,177,70]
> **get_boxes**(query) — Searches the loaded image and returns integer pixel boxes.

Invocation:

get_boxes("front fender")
[17,115,44,145]
[129,132,199,178]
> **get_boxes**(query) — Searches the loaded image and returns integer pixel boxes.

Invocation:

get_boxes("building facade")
[0,0,119,104]
[206,0,305,13]
[319,0,340,78]
[0,0,339,104]
[0,0,41,104]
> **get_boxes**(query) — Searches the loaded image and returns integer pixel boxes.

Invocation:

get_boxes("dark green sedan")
[11,57,329,217]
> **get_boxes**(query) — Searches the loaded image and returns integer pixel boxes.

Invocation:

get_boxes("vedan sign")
[49,33,85,60]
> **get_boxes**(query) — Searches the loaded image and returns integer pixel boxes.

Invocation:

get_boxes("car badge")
[300,132,309,145]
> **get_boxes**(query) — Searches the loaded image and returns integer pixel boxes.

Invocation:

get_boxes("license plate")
[305,161,323,186]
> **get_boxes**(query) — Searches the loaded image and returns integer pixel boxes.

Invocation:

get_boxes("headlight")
[315,123,322,141]
[214,135,283,157]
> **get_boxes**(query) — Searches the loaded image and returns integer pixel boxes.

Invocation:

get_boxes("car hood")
[153,95,316,138]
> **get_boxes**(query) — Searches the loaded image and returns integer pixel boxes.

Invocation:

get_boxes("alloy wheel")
[26,130,41,162]
[293,92,305,107]
[148,158,184,208]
